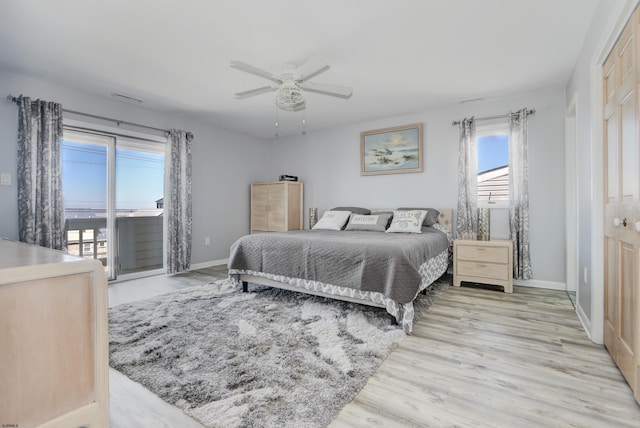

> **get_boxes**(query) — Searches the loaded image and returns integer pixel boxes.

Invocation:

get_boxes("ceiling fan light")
[275,82,305,111]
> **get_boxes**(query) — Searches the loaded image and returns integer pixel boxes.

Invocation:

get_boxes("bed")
[228,208,452,333]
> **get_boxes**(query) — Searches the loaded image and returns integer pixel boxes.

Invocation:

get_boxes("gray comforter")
[228,227,449,304]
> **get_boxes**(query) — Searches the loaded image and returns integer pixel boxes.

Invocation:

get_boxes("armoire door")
[267,184,286,231]
[603,9,639,398]
[250,183,270,232]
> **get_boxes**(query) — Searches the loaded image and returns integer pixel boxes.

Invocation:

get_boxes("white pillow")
[386,210,428,234]
[312,210,352,231]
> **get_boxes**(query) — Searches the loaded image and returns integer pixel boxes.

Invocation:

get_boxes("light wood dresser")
[453,238,513,293]
[0,238,109,427]
[250,181,303,234]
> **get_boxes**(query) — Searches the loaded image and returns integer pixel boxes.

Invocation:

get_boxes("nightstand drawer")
[457,245,509,263]
[457,260,510,281]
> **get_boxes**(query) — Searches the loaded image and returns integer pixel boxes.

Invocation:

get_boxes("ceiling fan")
[230,55,353,112]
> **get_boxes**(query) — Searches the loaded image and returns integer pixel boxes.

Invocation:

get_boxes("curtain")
[15,96,66,250]
[509,109,533,280]
[456,118,477,239]
[166,129,193,274]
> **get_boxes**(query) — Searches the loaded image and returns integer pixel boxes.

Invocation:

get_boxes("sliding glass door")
[62,131,112,276]
[61,128,165,280]
[114,137,165,276]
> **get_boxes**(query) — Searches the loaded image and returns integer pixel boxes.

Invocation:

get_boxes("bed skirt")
[229,249,448,334]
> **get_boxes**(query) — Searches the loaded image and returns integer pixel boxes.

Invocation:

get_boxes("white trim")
[106,135,116,280]
[576,300,593,341]
[475,121,509,136]
[63,117,167,143]
[190,258,229,270]
[595,0,640,65]
[513,279,566,291]
[565,95,578,294]
[109,268,165,283]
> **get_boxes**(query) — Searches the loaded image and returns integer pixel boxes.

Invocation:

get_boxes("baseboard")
[513,279,566,290]
[190,258,228,270]
[575,301,596,343]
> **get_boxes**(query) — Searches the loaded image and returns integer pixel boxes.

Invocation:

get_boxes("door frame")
[565,95,578,297]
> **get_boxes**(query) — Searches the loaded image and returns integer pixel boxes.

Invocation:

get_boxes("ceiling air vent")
[110,93,143,104]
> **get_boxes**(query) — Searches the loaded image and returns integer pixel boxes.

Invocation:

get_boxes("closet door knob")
[613,218,621,227]
[635,221,640,232]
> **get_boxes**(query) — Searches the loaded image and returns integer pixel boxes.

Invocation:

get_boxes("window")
[476,124,509,206]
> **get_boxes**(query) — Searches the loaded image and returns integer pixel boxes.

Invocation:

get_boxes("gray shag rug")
[109,275,450,428]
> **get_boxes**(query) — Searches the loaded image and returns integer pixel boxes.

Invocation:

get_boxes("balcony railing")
[65,216,163,276]
[65,218,106,262]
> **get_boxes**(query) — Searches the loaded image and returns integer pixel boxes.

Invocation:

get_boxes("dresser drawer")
[457,260,510,281]
[457,244,509,263]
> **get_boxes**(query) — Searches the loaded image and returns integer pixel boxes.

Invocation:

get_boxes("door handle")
[614,217,629,227]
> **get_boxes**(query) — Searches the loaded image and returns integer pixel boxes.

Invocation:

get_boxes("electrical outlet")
[0,173,11,186]
[205,237,211,246]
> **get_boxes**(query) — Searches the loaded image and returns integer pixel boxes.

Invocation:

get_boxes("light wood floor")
[109,269,640,427]
[331,285,640,427]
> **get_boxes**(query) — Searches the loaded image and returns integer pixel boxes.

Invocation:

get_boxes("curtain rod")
[7,94,171,135]
[451,108,536,126]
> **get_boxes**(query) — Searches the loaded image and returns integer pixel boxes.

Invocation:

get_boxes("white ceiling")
[0,0,599,139]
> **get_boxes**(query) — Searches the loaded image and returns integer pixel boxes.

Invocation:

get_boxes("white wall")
[565,0,636,343]
[0,69,271,265]
[269,87,567,285]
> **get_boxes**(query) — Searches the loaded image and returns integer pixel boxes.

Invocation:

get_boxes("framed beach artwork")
[360,123,423,175]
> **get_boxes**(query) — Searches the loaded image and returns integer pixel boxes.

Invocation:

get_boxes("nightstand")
[453,239,513,293]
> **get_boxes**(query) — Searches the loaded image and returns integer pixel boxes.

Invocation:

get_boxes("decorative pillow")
[312,210,352,231]
[396,207,440,227]
[344,212,393,232]
[331,206,371,215]
[386,210,428,234]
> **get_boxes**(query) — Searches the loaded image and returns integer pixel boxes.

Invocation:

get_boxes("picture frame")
[360,123,423,176]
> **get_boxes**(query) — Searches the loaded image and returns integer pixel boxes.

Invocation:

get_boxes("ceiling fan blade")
[299,81,353,99]
[234,85,278,98]
[230,61,282,84]
[296,55,330,81]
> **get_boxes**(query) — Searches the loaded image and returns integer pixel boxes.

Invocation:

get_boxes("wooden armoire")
[250,181,303,234]
[603,5,640,405]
